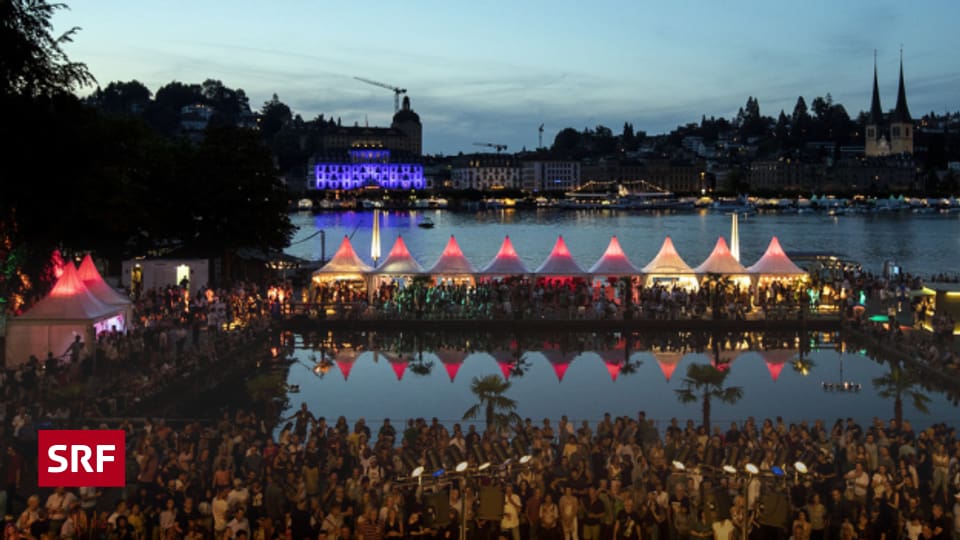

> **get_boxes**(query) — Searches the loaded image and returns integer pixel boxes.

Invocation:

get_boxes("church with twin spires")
[865,53,913,157]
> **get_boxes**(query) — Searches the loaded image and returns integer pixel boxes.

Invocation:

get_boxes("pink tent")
[19,264,116,320]
[747,237,806,276]
[314,236,373,279]
[436,349,468,382]
[693,237,748,275]
[540,342,573,382]
[589,236,640,276]
[77,255,132,307]
[535,236,586,276]
[480,236,530,275]
[374,236,424,275]
[427,236,477,275]
[761,349,794,382]
[653,350,684,382]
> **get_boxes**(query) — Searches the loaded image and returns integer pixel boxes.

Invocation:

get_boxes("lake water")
[285,209,960,276]
[279,210,960,431]
[273,329,959,432]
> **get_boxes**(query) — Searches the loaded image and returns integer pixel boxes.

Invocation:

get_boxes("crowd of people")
[3,408,960,540]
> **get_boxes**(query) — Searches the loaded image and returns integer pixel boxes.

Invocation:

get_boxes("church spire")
[869,50,884,125]
[892,47,912,123]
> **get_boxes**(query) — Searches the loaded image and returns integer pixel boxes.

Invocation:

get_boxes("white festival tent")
[427,235,477,283]
[588,236,640,276]
[312,236,373,282]
[746,237,807,279]
[693,237,750,285]
[479,236,530,276]
[4,264,124,368]
[640,236,698,289]
[372,235,424,281]
[534,236,587,276]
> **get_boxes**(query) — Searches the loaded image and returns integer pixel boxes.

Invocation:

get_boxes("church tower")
[888,51,913,155]
[865,53,889,156]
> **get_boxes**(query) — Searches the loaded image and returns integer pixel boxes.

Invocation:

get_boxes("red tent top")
[436,349,468,382]
[316,236,373,275]
[693,237,748,274]
[598,338,628,380]
[20,264,117,321]
[535,236,586,276]
[761,349,794,382]
[480,236,530,275]
[589,236,640,275]
[641,237,694,274]
[374,235,424,275]
[427,236,477,275]
[335,349,361,381]
[747,237,806,276]
[490,350,515,380]
[653,350,684,382]
[77,255,132,307]
[540,342,573,381]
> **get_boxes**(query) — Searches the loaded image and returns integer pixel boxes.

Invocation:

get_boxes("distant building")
[581,158,704,194]
[320,96,422,157]
[865,54,913,157]
[828,156,916,193]
[179,103,213,133]
[451,155,521,190]
[305,96,424,191]
[750,158,824,192]
[521,160,581,192]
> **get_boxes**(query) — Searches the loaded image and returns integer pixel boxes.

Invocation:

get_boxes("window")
[905,127,911,137]
[892,126,901,137]
[867,127,875,138]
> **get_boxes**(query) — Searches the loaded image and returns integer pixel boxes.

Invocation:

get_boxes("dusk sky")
[55,0,960,155]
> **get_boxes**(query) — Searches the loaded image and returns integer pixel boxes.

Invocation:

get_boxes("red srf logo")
[38,430,126,487]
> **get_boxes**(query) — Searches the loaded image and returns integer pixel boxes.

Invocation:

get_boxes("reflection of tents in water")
[597,337,629,381]
[335,349,361,381]
[490,348,518,380]
[761,349,794,382]
[652,350,684,382]
[540,342,574,382]
[711,347,742,371]
[436,349,467,382]
[377,351,409,381]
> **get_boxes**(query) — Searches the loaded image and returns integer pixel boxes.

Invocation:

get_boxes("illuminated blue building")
[307,96,424,190]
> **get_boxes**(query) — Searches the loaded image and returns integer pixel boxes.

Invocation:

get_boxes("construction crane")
[473,142,508,153]
[538,124,544,148]
[354,76,406,113]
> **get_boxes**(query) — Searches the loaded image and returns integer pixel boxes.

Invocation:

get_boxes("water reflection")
[274,329,959,428]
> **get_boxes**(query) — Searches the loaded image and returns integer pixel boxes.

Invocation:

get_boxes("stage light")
[723,465,737,475]
[771,466,785,477]
[519,455,532,465]
[456,461,469,473]
[432,469,445,478]
[794,461,808,474]
[478,462,491,471]
[411,466,424,478]
[745,463,759,475]
[672,460,686,471]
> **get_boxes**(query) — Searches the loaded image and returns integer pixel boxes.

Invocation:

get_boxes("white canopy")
[694,237,748,275]
[19,264,118,322]
[747,237,806,276]
[589,236,640,275]
[535,236,586,276]
[77,255,132,307]
[641,237,695,274]
[374,235,424,275]
[479,236,530,275]
[427,235,477,275]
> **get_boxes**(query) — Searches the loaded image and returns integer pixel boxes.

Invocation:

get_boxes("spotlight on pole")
[745,463,759,475]
[432,468,445,478]
[478,462,491,471]
[412,466,425,478]
[771,466,785,477]
[794,461,808,474]
[672,460,686,471]
[456,461,469,473]
[722,465,737,475]
[519,455,532,465]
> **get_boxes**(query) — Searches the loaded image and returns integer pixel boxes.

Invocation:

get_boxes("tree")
[791,96,810,140]
[675,363,743,430]
[462,374,521,432]
[260,93,293,140]
[872,364,930,427]
[552,127,582,155]
[0,0,95,98]
[89,80,152,116]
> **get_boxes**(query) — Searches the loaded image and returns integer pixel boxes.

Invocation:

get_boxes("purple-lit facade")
[311,149,424,190]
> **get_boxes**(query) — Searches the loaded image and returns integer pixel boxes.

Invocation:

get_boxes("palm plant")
[462,374,522,432]
[675,363,743,430]
[872,363,930,427]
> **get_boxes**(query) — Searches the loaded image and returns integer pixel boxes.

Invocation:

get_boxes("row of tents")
[322,346,796,383]
[313,234,807,287]
[4,256,133,368]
